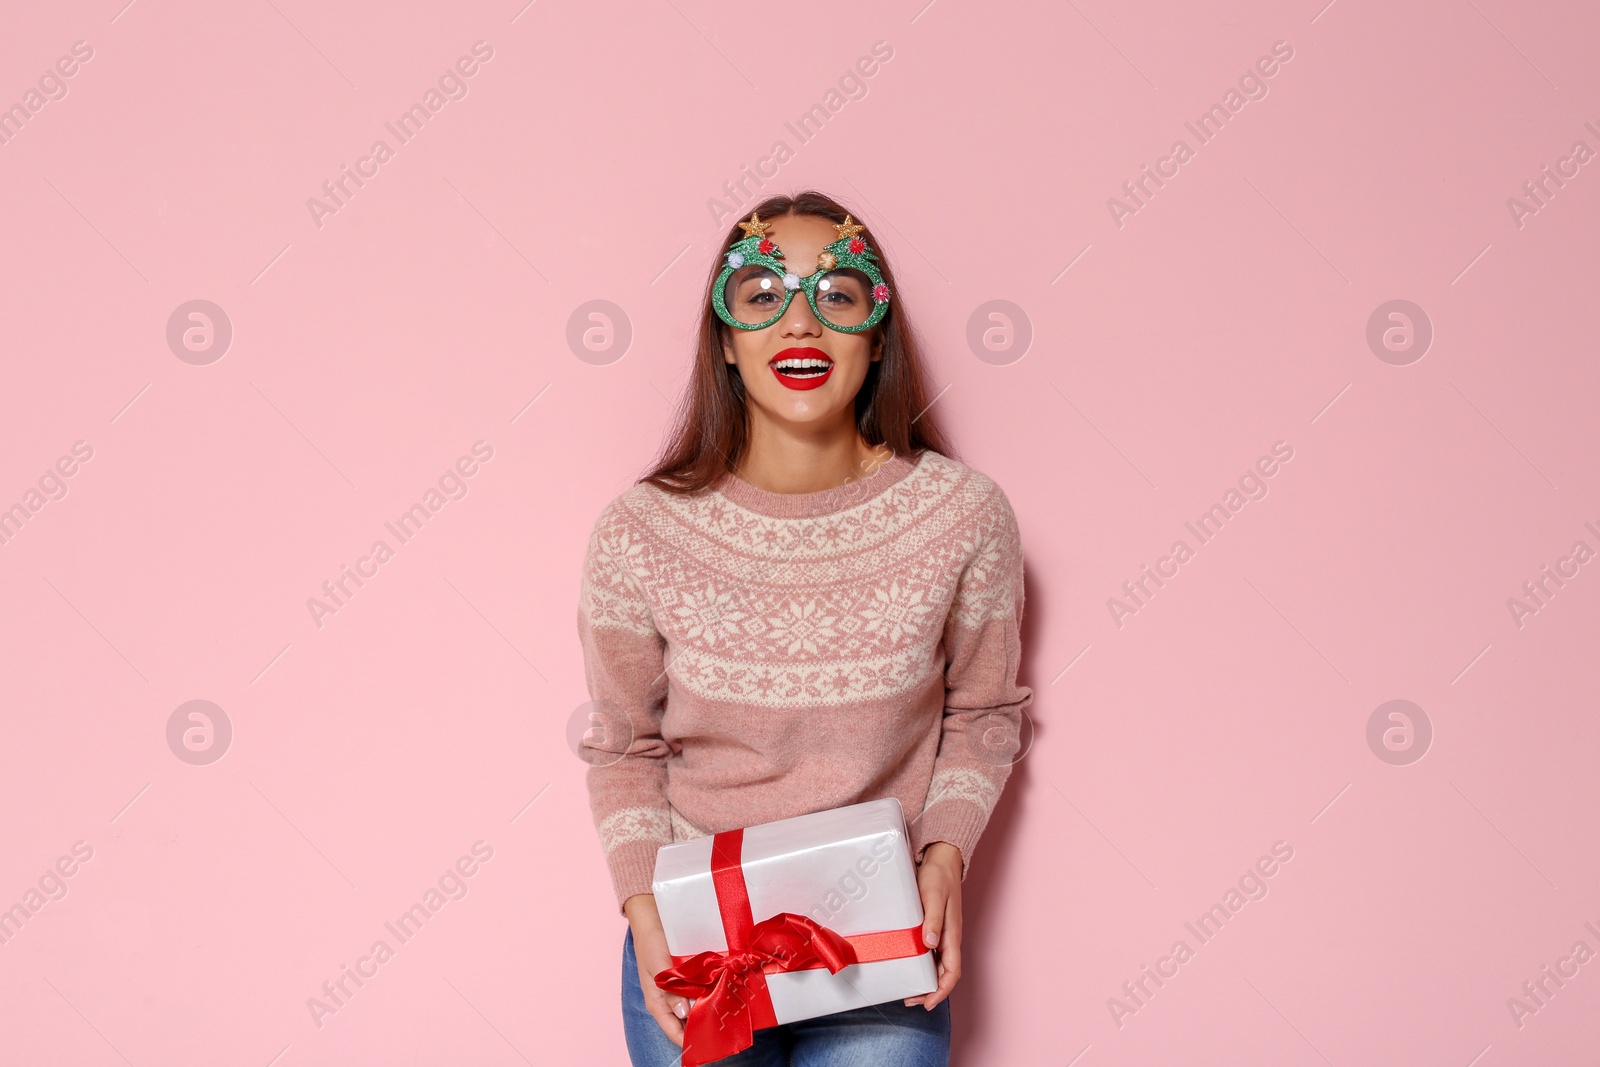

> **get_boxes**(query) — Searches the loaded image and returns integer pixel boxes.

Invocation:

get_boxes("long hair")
[640,189,959,495]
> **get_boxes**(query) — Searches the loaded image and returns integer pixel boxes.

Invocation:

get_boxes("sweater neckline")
[713,450,920,518]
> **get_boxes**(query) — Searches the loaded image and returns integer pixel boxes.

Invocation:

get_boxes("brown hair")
[640,189,959,495]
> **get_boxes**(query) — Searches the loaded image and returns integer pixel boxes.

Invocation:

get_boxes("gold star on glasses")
[833,214,865,241]
[737,213,771,239]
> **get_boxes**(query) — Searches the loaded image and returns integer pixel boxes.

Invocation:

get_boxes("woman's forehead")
[763,214,836,248]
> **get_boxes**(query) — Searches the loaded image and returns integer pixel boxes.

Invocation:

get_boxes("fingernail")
[925,929,939,947]
[674,1001,687,1019]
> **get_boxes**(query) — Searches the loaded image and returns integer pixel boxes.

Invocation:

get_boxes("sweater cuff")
[606,837,665,917]
[910,797,990,881]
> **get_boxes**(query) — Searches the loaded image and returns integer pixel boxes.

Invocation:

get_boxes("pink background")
[2,0,1597,1063]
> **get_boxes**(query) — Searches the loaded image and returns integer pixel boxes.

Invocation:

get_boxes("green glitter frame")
[712,231,890,334]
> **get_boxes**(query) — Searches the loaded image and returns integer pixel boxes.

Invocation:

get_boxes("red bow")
[652,826,929,1066]
[654,910,858,1064]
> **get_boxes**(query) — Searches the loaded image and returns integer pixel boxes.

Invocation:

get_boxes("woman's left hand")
[903,841,963,1010]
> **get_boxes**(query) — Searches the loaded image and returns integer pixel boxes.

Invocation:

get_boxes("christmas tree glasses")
[712,213,892,334]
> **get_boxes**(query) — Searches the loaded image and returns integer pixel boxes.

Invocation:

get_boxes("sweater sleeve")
[910,486,1032,881]
[576,498,674,916]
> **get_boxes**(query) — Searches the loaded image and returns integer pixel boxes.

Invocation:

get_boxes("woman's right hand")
[624,893,693,1048]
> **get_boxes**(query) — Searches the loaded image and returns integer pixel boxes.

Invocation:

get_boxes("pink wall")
[1,1,1596,1063]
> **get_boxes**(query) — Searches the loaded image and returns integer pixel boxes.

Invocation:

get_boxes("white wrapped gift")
[650,797,939,1063]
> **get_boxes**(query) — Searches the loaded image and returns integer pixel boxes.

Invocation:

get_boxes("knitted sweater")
[576,448,1031,916]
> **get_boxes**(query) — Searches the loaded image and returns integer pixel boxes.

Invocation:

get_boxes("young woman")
[577,190,1032,1065]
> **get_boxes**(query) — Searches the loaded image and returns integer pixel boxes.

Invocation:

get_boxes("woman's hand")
[903,841,963,1010]
[623,893,693,1047]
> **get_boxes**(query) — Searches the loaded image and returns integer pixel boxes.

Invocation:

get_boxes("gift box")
[650,797,939,1066]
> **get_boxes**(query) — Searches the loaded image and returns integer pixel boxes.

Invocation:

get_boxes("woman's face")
[720,212,883,431]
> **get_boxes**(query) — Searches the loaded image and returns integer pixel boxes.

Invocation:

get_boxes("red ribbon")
[653,826,930,1066]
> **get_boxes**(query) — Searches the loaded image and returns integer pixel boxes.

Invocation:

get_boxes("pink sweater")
[576,448,1031,915]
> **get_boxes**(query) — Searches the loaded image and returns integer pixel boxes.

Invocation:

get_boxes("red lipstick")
[769,348,834,391]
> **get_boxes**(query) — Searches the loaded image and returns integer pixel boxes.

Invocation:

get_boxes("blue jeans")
[622,926,951,1066]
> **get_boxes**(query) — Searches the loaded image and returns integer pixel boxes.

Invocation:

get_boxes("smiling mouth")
[768,348,835,390]
[768,356,832,377]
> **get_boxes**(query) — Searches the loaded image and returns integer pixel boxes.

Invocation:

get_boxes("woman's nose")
[782,304,822,336]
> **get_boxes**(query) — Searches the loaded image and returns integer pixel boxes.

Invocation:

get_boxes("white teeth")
[773,358,832,370]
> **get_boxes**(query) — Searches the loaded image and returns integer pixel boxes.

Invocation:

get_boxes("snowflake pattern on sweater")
[576,448,1031,915]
